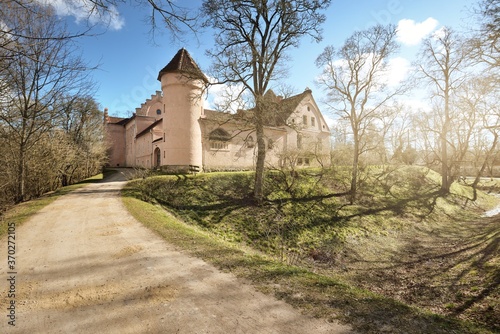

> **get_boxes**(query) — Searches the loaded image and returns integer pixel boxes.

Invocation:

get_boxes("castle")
[104,48,331,172]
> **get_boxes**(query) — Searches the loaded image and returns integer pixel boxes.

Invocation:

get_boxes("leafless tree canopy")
[0,2,105,210]
[315,24,401,203]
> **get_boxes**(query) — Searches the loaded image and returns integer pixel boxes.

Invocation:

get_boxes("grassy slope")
[122,167,499,334]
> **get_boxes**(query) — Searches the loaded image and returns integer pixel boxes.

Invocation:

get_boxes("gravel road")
[0,171,351,333]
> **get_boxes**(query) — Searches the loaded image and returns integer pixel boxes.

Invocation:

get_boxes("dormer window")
[209,128,230,150]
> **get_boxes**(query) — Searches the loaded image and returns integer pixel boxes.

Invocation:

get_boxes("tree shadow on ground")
[339,213,500,331]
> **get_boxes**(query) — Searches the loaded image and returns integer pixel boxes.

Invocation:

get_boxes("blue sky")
[46,0,478,117]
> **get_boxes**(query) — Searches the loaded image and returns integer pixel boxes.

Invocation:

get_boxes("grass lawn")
[122,166,499,333]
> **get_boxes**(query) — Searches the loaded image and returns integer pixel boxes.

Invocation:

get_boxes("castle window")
[210,141,229,150]
[156,109,161,115]
[209,128,230,151]
[297,133,302,149]
[311,117,315,127]
[303,115,307,126]
[246,135,254,148]
[267,139,274,150]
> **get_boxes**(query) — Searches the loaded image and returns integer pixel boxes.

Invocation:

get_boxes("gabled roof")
[157,48,208,82]
[202,89,314,128]
[135,118,163,139]
[269,89,312,126]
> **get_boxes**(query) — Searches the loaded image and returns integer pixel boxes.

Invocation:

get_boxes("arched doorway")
[154,147,161,168]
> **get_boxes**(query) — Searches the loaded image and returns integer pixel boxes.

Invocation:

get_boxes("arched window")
[267,138,274,150]
[246,135,254,148]
[156,109,162,115]
[154,147,161,167]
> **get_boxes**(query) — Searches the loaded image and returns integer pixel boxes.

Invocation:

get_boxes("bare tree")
[46,0,197,40]
[315,24,402,203]
[457,75,500,199]
[472,0,499,72]
[417,27,471,194]
[58,95,108,185]
[0,4,94,202]
[202,0,331,204]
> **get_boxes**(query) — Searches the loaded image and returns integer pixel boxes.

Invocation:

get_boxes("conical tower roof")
[157,48,208,82]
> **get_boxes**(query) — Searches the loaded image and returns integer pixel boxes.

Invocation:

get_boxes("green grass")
[0,172,112,238]
[122,166,498,333]
[125,167,493,262]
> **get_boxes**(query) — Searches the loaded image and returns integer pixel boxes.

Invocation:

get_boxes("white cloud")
[431,26,447,40]
[385,57,411,87]
[396,17,439,46]
[35,0,125,30]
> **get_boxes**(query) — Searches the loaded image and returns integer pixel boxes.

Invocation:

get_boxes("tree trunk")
[16,144,26,202]
[349,129,360,204]
[441,73,451,194]
[254,104,266,205]
[471,132,498,201]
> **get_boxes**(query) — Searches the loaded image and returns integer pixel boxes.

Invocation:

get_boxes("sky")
[42,0,479,118]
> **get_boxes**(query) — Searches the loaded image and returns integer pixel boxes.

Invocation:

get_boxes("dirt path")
[0,171,351,334]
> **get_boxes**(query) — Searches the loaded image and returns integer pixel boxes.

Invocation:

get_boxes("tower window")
[156,109,161,115]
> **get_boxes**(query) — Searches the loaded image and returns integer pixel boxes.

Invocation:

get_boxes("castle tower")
[157,48,207,171]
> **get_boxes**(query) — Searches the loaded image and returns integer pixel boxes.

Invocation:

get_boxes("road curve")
[0,171,351,333]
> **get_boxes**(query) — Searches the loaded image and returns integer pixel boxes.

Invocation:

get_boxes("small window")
[267,139,274,150]
[303,115,307,126]
[297,158,303,165]
[304,158,310,166]
[156,109,161,115]
[210,141,229,150]
[246,135,254,148]
[297,133,302,149]
[311,117,315,127]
